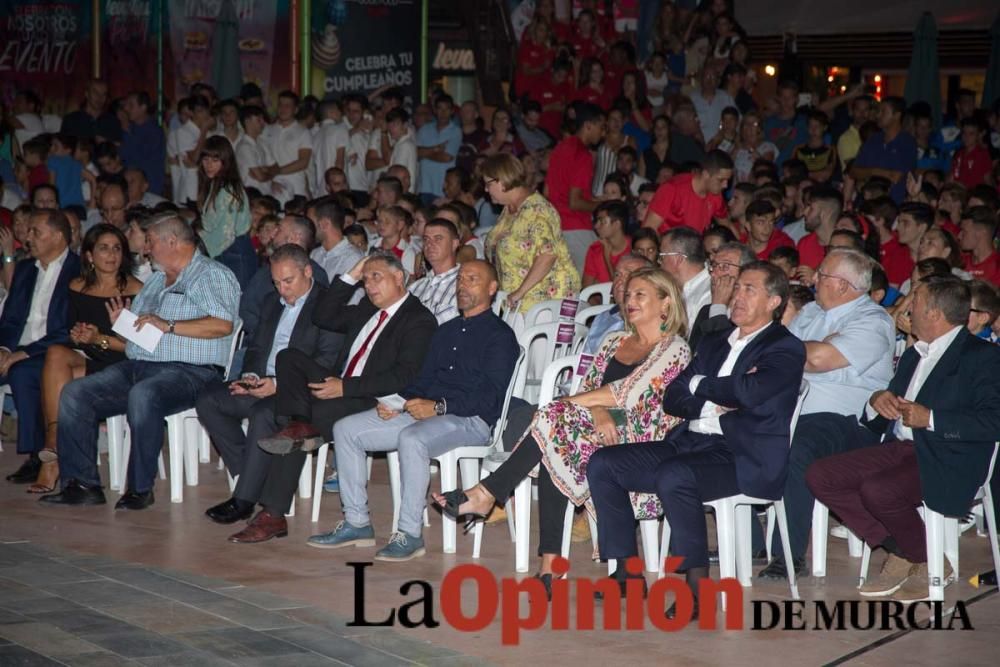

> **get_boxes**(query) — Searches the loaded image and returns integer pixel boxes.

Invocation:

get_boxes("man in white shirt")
[690,65,737,146]
[210,99,243,147]
[307,198,364,280]
[1,210,79,485]
[234,106,273,193]
[364,89,405,184]
[312,99,349,196]
[382,108,419,194]
[807,276,1000,602]
[342,94,373,194]
[759,249,896,580]
[170,96,210,205]
[262,91,313,203]
[659,226,710,328]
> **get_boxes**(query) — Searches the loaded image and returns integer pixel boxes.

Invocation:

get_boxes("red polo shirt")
[583,238,633,283]
[646,173,727,234]
[796,233,825,269]
[754,229,795,260]
[530,78,574,139]
[515,38,553,99]
[880,236,915,286]
[951,145,993,189]
[964,250,1000,285]
[545,135,595,232]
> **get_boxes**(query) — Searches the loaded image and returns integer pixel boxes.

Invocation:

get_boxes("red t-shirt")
[796,233,825,270]
[28,164,49,191]
[570,33,604,61]
[515,38,553,98]
[753,229,795,260]
[530,78,573,139]
[646,173,727,234]
[939,220,961,237]
[951,145,993,189]
[573,84,612,111]
[545,135,595,232]
[964,250,1000,285]
[583,239,632,283]
[880,236,915,286]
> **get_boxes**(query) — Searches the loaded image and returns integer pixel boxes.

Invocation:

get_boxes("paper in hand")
[377,393,407,411]
[112,308,164,353]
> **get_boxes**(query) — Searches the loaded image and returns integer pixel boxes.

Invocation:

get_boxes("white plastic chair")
[857,442,1000,602]
[660,380,810,609]
[383,348,525,554]
[809,502,865,577]
[579,281,612,305]
[0,384,8,452]
[515,321,588,403]
[575,303,614,327]
[522,298,578,329]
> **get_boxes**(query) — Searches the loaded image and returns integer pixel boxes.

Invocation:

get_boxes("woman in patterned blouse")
[434,267,690,595]
[481,153,580,316]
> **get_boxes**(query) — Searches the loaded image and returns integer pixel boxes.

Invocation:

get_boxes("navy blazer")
[863,330,1000,517]
[242,283,344,378]
[662,321,806,500]
[0,252,80,358]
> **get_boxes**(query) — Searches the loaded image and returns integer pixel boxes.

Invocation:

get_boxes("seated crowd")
[1,0,999,620]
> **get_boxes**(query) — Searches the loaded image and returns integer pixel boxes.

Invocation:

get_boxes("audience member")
[643,150,732,234]
[658,226,710,327]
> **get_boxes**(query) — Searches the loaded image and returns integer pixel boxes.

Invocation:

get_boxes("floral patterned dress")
[485,192,580,314]
[516,330,691,519]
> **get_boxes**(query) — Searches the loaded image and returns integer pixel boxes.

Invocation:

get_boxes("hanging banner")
[0,0,92,113]
[103,0,164,102]
[168,0,280,103]
[310,0,421,106]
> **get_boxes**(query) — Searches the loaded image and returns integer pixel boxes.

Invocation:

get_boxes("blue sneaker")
[374,532,425,562]
[306,521,375,549]
[323,470,339,493]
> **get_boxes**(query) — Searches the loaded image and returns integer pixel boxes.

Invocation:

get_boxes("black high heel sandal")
[434,489,492,533]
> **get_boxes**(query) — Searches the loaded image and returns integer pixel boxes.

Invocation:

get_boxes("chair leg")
[925,509,945,602]
[847,531,863,558]
[387,451,402,536]
[734,503,753,587]
[298,452,313,499]
[658,517,672,578]
[311,444,328,523]
[438,456,458,554]
[640,519,660,574]
[165,420,183,503]
[713,500,737,612]
[811,501,829,577]
[472,466,489,559]
[456,457,480,538]
[982,487,1000,576]
[764,506,775,563]
[198,424,211,463]
[943,517,960,582]
[180,417,199,487]
[506,497,517,542]
[859,543,872,588]
[774,500,799,600]
[514,477,532,573]
[106,418,124,491]
[560,502,574,558]
[157,453,166,481]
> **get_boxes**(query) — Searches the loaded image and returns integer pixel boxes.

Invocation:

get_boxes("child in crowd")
[46,133,95,208]
[343,224,369,254]
[768,245,800,281]
[793,110,837,183]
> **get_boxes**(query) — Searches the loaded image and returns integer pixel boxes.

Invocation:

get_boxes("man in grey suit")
[196,244,343,524]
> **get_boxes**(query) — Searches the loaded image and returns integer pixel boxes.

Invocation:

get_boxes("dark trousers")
[257,348,372,514]
[216,235,257,291]
[194,381,278,502]
[481,436,568,555]
[4,355,45,455]
[500,399,536,452]
[769,413,881,561]
[587,431,740,570]
[58,360,219,492]
[806,440,926,562]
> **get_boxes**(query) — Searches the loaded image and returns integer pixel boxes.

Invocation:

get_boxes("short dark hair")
[788,284,815,311]
[898,202,934,228]
[269,243,310,268]
[386,108,409,124]
[741,260,790,322]
[746,199,777,219]
[278,89,300,106]
[594,200,629,229]
[882,96,907,117]
[769,245,799,267]
[574,102,605,130]
[961,206,998,235]
[662,226,707,264]
[810,185,843,219]
[829,229,865,252]
[35,208,72,246]
[311,198,346,232]
[240,105,266,125]
[914,257,952,280]
[702,149,735,173]
[969,280,1000,321]
[860,196,899,225]
[919,275,971,326]
[343,224,368,242]
[424,218,460,239]
[282,214,316,249]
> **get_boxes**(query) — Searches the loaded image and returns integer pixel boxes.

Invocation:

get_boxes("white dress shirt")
[263,121,312,200]
[688,322,772,435]
[234,133,272,193]
[17,248,69,348]
[389,131,419,193]
[865,325,963,441]
[346,126,372,193]
[682,267,711,333]
[313,119,349,190]
[339,275,408,377]
[171,119,201,205]
[310,237,364,281]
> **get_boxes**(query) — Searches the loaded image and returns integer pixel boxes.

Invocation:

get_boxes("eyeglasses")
[709,260,740,272]
[816,270,861,291]
[482,177,498,187]
[658,251,686,259]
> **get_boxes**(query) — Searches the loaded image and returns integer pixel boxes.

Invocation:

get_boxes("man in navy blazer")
[0,209,80,483]
[588,261,805,618]
[807,276,1000,602]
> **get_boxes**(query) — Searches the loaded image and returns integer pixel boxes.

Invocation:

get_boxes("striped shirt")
[408,264,460,324]
[127,253,242,367]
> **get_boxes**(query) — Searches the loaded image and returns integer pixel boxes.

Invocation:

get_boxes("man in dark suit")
[807,276,1000,602]
[196,244,343,524]
[225,251,437,543]
[1,209,80,483]
[588,261,805,619]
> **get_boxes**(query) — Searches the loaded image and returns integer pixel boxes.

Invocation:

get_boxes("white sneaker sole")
[306,537,375,550]
[859,577,908,597]
[374,547,426,562]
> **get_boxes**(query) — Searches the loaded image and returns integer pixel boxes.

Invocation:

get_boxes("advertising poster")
[103,0,167,103]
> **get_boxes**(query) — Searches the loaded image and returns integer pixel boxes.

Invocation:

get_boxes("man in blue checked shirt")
[41,212,241,511]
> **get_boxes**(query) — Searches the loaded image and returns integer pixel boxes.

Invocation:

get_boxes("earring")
[660,312,668,334]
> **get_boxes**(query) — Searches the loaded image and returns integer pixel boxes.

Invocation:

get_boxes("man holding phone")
[196,244,343,524]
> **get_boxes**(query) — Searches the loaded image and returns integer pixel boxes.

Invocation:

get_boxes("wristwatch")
[434,399,447,416]
[167,319,176,334]
[98,337,110,352]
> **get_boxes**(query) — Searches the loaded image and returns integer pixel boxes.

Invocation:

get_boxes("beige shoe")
[893,562,955,602]
[485,505,508,524]
[571,513,592,543]
[859,553,913,597]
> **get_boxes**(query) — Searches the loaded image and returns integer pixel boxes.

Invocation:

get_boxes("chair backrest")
[490,346,526,449]
[517,321,588,375]
[223,323,245,380]
[523,298,580,329]
[789,379,810,444]
[537,354,582,406]
[981,442,1000,490]
[575,303,614,327]
[493,290,508,317]
[579,281,613,305]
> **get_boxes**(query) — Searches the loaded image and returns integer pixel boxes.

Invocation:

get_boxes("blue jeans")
[215,234,256,291]
[57,360,220,492]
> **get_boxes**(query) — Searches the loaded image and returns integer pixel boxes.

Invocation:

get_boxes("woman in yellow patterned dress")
[481,153,580,315]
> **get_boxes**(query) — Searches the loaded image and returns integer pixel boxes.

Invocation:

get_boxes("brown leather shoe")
[228,510,288,543]
[257,421,323,455]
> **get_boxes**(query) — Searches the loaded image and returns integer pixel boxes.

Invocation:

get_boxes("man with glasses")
[658,226,710,328]
[758,248,896,580]
[98,183,128,230]
[689,241,755,350]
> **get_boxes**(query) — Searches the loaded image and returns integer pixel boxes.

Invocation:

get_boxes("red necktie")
[344,310,388,378]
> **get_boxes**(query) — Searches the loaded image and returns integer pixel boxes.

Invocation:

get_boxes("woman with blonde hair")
[434,267,690,596]
[732,110,778,183]
[482,153,579,314]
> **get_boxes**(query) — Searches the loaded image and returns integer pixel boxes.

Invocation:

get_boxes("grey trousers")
[332,408,491,538]
[563,229,598,274]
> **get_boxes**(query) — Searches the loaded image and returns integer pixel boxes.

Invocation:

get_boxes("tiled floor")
[0,445,996,666]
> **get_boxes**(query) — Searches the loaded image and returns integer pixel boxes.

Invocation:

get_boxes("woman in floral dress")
[435,267,690,593]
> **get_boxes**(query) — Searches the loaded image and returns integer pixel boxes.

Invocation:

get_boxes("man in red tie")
[225,252,437,543]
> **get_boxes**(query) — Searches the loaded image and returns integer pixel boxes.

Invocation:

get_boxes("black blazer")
[0,252,80,358]
[662,321,806,500]
[313,278,437,399]
[863,329,1000,517]
[688,303,732,352]
[243,284,343,377]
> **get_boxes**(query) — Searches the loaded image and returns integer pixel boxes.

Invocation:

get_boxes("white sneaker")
[830,525,849,539]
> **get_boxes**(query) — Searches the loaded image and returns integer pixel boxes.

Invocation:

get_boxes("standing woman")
[28,224,143,493]
[640,115,671,180]
[482,153,579,318]
[197,135,256,288]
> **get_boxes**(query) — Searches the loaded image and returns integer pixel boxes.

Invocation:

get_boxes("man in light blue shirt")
[415,95,461,204]
[46,213,241,510]
[759,248,896,580]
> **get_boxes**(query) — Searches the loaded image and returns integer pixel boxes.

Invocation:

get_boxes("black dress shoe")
[709,548,769,566]
[6,456,41,483]
[757,556,808,581]
[115,490,155,510]
[666,598,700,623]
[594,572,648,601]
[206,498,254,524]
[39,480,106,506]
